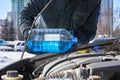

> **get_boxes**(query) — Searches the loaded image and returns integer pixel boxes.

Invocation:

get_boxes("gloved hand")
[23,30,30,40]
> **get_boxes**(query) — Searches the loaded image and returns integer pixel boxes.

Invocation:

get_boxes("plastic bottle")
[27,28,77,53]
[1,70,23,80]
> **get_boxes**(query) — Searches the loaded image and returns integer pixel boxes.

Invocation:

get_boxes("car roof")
[89,37,116,43]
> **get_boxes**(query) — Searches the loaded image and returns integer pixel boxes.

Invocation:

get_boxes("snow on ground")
[0,51,35,60]
[0,56,15,69]
[0,51,35,69]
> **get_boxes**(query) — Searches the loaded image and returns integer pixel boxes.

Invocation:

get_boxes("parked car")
[0,46,14,51]
[89,37,116,43]
[14,41,25,51]
[0,39,7,46]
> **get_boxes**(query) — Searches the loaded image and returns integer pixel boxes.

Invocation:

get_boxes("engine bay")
[0,38,120,80]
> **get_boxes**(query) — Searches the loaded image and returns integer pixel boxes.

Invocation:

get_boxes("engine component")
[1,70,23,80]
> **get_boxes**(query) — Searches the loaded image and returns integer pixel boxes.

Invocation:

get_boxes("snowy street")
[0,51,35,69]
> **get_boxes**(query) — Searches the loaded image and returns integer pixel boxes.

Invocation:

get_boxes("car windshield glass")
[21,43,25,46]
[16,42,21,46]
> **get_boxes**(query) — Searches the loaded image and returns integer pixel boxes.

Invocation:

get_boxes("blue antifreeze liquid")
[27,40,74,53]
[26,29,77,53]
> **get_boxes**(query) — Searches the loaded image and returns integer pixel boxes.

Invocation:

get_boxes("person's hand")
[23,30,29,40]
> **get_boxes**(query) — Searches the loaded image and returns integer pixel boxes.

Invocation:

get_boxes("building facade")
[0,19,5,26]
[6,12,13,28]
[11,0,29,39]
[11,0,29,28]
[0,19,5,38]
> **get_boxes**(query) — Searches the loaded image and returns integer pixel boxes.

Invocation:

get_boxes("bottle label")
[44,34,60,41]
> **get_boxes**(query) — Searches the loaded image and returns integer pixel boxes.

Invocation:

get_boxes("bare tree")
[113,8,120,37]
[114,27,120,37]
[1,19,9,40]
[1,18,16,40]
[96,8,112,37]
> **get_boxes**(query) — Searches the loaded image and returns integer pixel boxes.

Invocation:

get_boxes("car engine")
[0,39,120,80]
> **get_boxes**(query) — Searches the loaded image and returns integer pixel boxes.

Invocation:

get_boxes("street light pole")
[109,0,113,37]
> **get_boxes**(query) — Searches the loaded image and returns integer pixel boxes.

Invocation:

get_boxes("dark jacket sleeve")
[75,0,101,44]
[19,0,44,34]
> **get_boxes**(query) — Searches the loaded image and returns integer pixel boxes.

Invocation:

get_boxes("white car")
[14,41,25,51]
[0,46,14,51]
[89,37,116,43]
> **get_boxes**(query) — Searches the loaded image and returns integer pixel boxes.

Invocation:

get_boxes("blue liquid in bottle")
[27,29,77,53]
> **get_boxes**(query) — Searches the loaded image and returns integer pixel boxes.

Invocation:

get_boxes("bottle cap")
[6,70,18,77]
